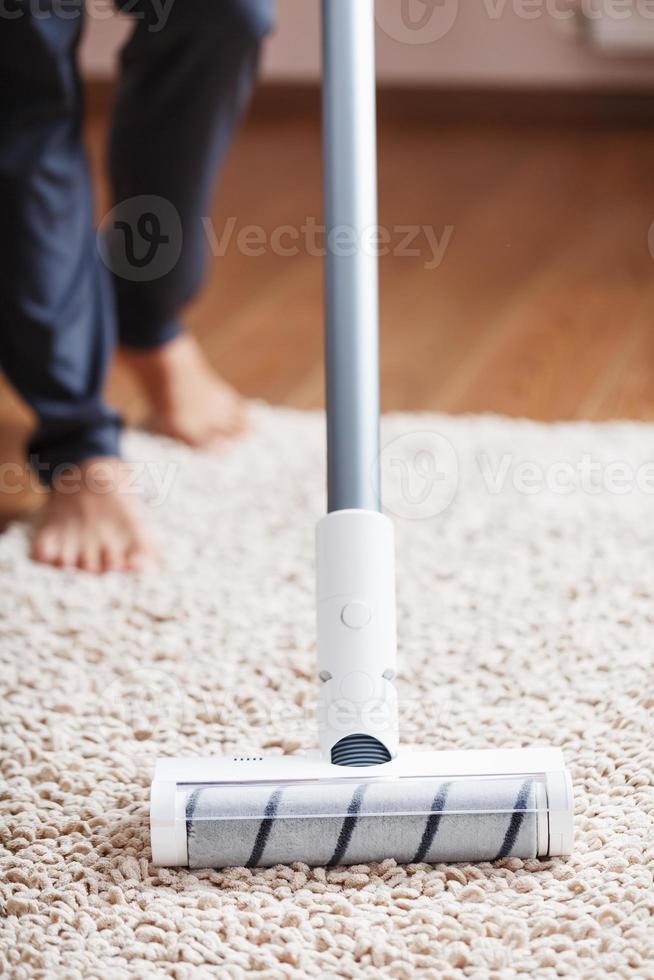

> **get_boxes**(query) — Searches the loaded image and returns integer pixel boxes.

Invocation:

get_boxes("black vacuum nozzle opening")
[331,734,392,767]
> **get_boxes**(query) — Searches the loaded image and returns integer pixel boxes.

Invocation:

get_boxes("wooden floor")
[108,105,654,423]
[2,100,654,520]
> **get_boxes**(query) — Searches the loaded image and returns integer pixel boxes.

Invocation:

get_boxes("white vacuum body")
[316,510,398,764]
[149,0,574,870]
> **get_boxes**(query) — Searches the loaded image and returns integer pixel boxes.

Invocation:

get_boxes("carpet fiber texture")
[1,407,653,978]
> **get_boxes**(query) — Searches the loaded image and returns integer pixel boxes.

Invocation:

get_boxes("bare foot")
[31,457,158,574]
[120,334,249,449]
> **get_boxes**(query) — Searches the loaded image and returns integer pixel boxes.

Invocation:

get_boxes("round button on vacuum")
[341,601,372,629]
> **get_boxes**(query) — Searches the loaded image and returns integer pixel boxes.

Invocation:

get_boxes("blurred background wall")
[81,0,654,89]
[3,0,654,531]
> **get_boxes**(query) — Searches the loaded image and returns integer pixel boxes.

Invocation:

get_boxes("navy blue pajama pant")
[0,0,274,476]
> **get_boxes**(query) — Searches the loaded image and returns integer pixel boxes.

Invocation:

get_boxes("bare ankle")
[119,334,249,448]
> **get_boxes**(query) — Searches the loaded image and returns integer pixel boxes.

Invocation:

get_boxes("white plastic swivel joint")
[316,509,399,762]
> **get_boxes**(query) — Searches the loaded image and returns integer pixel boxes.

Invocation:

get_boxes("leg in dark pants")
[0,0,272,570]
[0,4,121,478]
[0,0,274,472]
[109,0,275,349]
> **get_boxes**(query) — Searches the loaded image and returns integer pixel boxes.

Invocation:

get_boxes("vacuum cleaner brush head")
[151,747,573,869]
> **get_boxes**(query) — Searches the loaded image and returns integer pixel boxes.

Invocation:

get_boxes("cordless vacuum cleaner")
[150,0,573,869]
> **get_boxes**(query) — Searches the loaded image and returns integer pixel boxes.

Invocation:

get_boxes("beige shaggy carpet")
[1,406,653,979]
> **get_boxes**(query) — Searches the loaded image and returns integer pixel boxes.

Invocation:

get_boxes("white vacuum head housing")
[151,748,574,869]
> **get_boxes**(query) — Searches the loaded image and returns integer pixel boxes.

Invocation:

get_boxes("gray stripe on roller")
[327,784,366,866]
[494,778,533,860]
[246,788,284,868]
[413,782,452,863]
